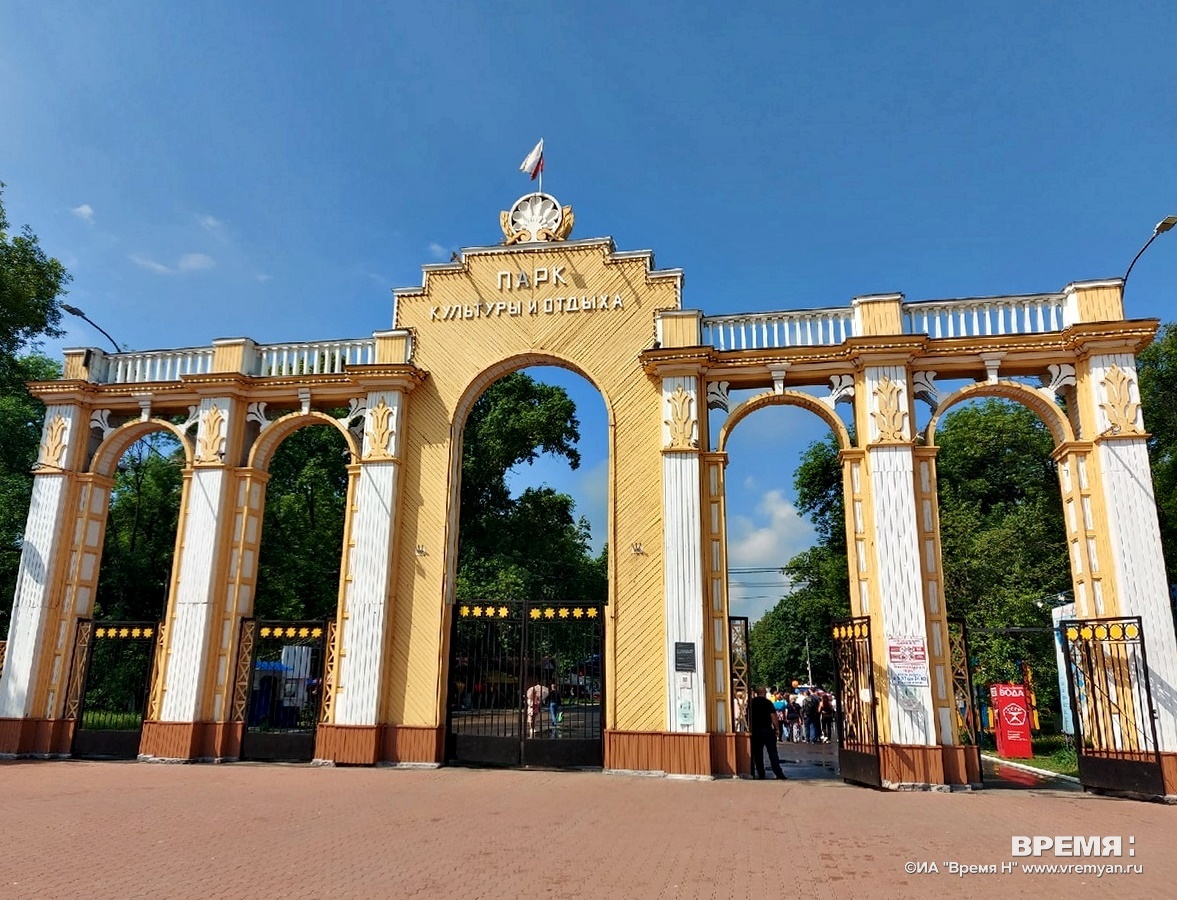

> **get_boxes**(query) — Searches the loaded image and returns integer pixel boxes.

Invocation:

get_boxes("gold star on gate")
[529,609,542,619]
[586,608,598,618]
[543,608,556,619]
[558,608,570,619]
[459,606,470,617]
[498,607,509,618]
[572,608,583,619]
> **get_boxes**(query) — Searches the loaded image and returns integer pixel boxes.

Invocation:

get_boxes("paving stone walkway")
[1,758,1171,899]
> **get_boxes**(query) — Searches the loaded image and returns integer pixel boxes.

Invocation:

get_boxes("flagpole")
[538,136,543,195]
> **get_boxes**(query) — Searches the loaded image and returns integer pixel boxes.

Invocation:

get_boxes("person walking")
[747,687,788,780]
[547,682,562,738]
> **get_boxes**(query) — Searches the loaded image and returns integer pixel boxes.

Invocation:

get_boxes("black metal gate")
[65,619,160,759]
[729,616,750,732]
[447,600,604,768]
[239,620,330,762]
[947,618,983,783]
[1060,616,1164,796]
[832,617,882,787]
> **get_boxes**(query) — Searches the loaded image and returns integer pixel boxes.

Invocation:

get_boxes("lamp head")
[61,303,84,317]
[1156,216,1177,235]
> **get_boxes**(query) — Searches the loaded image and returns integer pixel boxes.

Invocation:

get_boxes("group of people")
[738,684,838,781]
[771,686,836,744]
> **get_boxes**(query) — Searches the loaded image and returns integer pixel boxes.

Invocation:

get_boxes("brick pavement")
[1,758,1173,900]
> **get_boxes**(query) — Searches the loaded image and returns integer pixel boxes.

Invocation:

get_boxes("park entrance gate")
[1060,616,1165,796]
[447,599,605,768]
[235,620,332,762]
[65,619,161,759]
[832,617,882,787]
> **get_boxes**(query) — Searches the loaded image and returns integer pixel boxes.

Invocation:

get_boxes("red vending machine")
[989,683,1033,758]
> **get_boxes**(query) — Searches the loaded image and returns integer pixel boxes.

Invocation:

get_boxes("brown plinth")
[380,724,445,765]
[0,717,74,756]
[709,732,751,777]
[291,724,450,766]
[605,730,713,776]
[878,743,948,789]
[138,721,243,761]
[939,745,982,786]
[314,725,380,765]
[1158,752,1177,797]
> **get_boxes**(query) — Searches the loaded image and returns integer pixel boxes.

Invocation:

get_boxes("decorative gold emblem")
[365,398,396,460]
[871,376,908,442]
[39,414,68,469]
[664,386,697,450]
[1099,365,1141,435]
[500,193,574,245]
[196,405,225,463]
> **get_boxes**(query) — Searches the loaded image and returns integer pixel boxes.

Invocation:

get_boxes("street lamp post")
[60,303,121,354]
[1122,216,1177,296]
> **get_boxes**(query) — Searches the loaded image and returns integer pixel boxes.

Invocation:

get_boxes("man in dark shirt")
[747,687,788,780]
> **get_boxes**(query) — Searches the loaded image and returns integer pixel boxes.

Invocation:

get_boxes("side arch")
[247,411,361,472]
[90,419,194,478]
[924,380,1075,448]
[717,389,852,453]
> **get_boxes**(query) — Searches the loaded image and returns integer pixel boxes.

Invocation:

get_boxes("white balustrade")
[702,308,855,350]
[95,348,216,384]
[903,295,1066,338]
[254,338,377,376]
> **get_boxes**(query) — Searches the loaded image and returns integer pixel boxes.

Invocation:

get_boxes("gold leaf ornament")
[365,398,395,459]
[196,405,225,463]
[664,386,697,450]
[871,376,908,442]
[40,414,69,468]
[1099,365,1141,435]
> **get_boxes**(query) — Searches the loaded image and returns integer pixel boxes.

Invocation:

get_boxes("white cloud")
[71,204,95,224]
[198,214,226,240]
[130,252,216,275]
[427,242,448,260]
[178,253,215,271]
[256,273,273,283]
[130,254,173,274]
[725,490,815,622]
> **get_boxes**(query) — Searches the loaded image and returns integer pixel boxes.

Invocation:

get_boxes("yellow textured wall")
[384,240,680,732]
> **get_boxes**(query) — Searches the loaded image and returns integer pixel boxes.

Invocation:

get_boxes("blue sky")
[3,3,1175,621]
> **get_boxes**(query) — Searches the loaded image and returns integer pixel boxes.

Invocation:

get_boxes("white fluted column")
[861,364,937,747]
[332,389,406,726]
[0,404,86,723]
[1085,353,1177,750]
[660,375,706,734]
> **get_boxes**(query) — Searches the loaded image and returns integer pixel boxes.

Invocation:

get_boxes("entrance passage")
[67,619,160,759]
[447,599,604,768]
[832,617,882,787]
[239,620,330,762]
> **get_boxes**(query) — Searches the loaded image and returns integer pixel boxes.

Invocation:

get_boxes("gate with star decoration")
[446,600,605,768]
[236,620,331,761]
[1059,616,1164,797]
[64,619,162,758]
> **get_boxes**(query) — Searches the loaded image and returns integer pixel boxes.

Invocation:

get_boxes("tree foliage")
[457,372,606,605]
[1139,322,1177,586]
[0,185,70,392]
[93,433,184,621]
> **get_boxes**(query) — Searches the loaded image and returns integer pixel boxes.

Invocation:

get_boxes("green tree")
[93,433,184,621]
[0,353,62,634]
[1139,321,1177,587]
[456,372,606,606]
[254,424,350,621]
[0,185,70,391]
